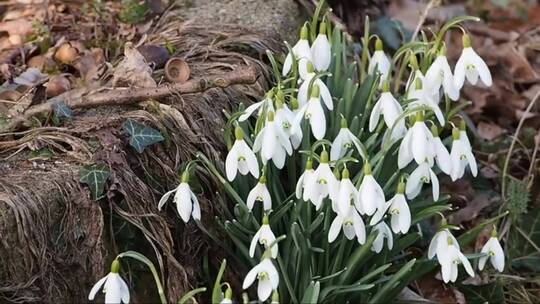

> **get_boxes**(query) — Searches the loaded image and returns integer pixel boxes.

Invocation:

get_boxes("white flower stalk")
[247,176,272,211]
[454,34,492,89]
[337,167,360,215]
[431,126,452,175]
[371,221,394,253]
[425,46,459,101]
[297,61,333,109]
[428,228,460,260]
[370,181,411,234]
[295,158,315,199]
[239,91,274,122]
[89,260,130,304]
[406,162,440,201]
[369,82,406,138]
[220,286,233,304]
[311,21,331,72]
[330,117,367,161]
[357,162,385,216]
[293,84,327,140]
[303,150,338,210]
[407,79,445,126]
[253,111,293,169]
[158,171,201,223]
[226,126,259,181]
[437,236,475,283]
[283,24,312,76]
[274,91,303,149]
[478,230,505,272]
[368,38,391,83]
[249,215,278,258]
[398,112,435,169]
[242,257,279,302]
[328,204,366,244]
[449,127,477,181]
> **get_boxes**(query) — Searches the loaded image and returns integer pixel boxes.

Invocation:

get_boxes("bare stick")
[2,66,258,132]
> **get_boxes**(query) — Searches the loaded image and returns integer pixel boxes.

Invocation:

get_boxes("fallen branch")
[2,66,258,132]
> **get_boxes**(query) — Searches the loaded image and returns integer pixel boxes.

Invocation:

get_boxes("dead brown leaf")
[477,121,505,140]
[112,42,156,88]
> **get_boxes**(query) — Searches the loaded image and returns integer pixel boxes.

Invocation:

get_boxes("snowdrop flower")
[368,38,391,83]
[242,257,279,302]
[249,215,278,258]
[336,167,360,214]
[478,230,505,272]
[328,204,366,244]
[247,176,272,211]
[239,91,274,122]
[158,171,201,223]
[437,237,475,283]
[311,21,331,72]
[454,34,492,90]
[253,111,293,169]
[425,45,459,101]
[89,260,130,304]
[274,91,303,149]
[295,158,315,199]
[407,79,445,126]
[303,150,338,210]
[371,221,394,253]
[293,84,327,140]
[369,82,406,138]
[283,24,312,76]
[398,112,435,169]
[357,162,385,216]
[297,61,333,109]
[370,181,411,234]
[428,228,459,260]
[330,117,367,161]
[449,128,477,181]
[220,286,233,304]
[226,126,259,181]
[431,126,452,175]
[406,162,440,201]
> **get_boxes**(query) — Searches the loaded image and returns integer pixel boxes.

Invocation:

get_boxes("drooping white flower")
[297,62,333,109]
[242,258,279,302]
[369,86,407,139]
[398,113,435,169]
[371,222,394,253]
[449,127,477,181]
[370,181,411,234]
[368,38,391,83]
[249,215,278,258]
[454,34,492,89]
[158,172,201,223]
[303,150,338,210]
[239,91,274,122]
[425,46,459,101]
[428,228,460,260]
[328,204,366,244]
[479,232,505,272]
[437,237,475,283]
[406,162,440,201]
[226,126,259,181]
[336,167,360,214]
[253,111,293,169]
[330,117,367,161]
[407,79,445,126]
[431,127,452,175]
[311,22,331,72]
[356,163,385,216]
[274,92,303,149]
[283,25,312,76]
[296,158,315,199]
[247,177,272,211]
[89,260,130,304]
[292,84,327,140]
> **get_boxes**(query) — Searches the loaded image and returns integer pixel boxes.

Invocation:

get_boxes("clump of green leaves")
[118,0,148,24]
[507,178,529,218]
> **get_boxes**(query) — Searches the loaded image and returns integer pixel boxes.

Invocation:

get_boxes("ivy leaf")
[79,164,111,200]
[122,119,164,153]
[52,101,73,119]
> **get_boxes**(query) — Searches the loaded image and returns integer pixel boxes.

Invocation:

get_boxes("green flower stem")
[117,251,167,304]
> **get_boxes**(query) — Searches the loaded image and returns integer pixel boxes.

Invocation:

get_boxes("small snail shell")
[165,57,190,83]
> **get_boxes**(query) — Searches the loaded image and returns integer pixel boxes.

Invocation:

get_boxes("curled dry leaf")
[477,121,505,141]
[45,75,70,98]
[137,45,170,69]
[54,43,79,65]
[165,57,190,83]
[112,42,157,88]
[0,19,33,36]
[27,55,55,71]
[13,67,46,86]
[73,48,105,83]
